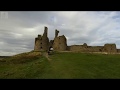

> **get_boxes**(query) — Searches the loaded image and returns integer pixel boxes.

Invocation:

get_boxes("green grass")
[1,51,120,79]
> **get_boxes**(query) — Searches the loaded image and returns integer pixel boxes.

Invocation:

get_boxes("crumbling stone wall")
[34,26,49,51]
[67,43,88,52]
[102,44,117,53]
[34,37,41,51]
[68,45,86,52]
[53,37,59,50]
[53,29,67,51]
[34,26,119,53]
[53,35,67,51]
[59,35,67,51]
[41,27,49,51]
[68,43,104,52]
[67,46,71,51]
[87,46,103,52]
[68,43,118,53]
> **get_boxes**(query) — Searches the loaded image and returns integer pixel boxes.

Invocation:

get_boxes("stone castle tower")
[34,27,67,51]
[34,26,49,51]
[53,29,67,51]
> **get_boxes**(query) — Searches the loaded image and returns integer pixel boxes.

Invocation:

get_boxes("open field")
[0,51,120,79]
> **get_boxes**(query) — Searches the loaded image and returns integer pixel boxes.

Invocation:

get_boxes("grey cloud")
[8,11,57,28]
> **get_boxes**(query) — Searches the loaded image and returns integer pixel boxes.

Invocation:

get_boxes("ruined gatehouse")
[34,26,120,54]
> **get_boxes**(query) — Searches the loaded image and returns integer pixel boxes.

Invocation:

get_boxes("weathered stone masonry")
[53,30,67,51]
[34,26,120,53]
[34,27,49,51]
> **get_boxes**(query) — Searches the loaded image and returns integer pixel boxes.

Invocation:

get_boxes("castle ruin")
[34,26,120,54]
[34,27,49,51]
[53,29,67,51]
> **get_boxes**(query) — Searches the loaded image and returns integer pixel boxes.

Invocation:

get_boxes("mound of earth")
[0,51,42,64]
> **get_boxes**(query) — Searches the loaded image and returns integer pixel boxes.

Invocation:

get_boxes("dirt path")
[43,52,51,61]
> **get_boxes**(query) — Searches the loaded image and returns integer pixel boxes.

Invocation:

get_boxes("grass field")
[0,51,120,79]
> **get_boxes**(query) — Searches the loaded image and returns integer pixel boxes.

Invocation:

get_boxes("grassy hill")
[0,51,120,79]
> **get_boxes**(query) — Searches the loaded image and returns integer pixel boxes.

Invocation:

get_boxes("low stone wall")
[87,46,103,52]
[68,45,86,52]
[68,45,104,52]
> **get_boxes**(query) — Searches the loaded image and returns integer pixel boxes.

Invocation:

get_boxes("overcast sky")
[0,11,120,56]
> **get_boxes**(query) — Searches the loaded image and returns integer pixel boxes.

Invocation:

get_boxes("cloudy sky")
[0,11,120,56]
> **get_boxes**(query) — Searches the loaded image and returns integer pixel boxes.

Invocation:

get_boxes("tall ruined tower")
[34,26,49,51]
[34,35,42,51]
[34,26,67,51]
[53,29,67,51]
[41,26,49,51]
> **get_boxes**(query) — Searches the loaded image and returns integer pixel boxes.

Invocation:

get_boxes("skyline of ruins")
[0,11,120,55]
